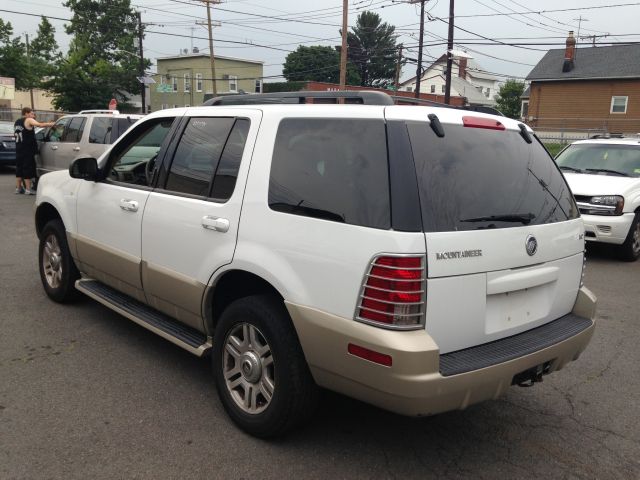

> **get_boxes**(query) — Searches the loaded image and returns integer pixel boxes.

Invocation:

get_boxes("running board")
[76,279,212,357]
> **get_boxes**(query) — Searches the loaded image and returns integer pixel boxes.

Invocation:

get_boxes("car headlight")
[589,195,624,215]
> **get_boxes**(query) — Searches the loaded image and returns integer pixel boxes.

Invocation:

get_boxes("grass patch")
[543,143,566,158]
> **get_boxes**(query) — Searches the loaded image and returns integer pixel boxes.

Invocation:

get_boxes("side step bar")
[76,279,212,357]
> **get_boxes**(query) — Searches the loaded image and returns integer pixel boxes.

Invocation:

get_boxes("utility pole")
[573,16,588,61]
[136,12,146,114]
[444,0,455,104]
[339,0,348,91]
[25,33,35,109]
[394,44,403,92]
[412,0,426,99]
[205,0,218,96]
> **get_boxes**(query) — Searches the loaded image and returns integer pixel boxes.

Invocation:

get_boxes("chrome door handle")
[50,145,58,150]
[119,199,139,212]
[201,215,229,232]
[73,147,80,152]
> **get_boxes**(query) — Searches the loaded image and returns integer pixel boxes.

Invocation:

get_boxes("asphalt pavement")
[0,168,639,479]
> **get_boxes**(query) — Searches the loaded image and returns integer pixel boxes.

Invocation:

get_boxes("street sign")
[156,83,173,93]
[108,98,117,110]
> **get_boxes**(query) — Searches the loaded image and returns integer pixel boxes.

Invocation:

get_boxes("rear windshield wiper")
[585,168,630,177]
[559,165,583,173]
[460,213,535,225]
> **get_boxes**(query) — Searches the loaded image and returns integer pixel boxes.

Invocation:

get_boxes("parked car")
[34,92,596,438]
[0,121,16,167]
[36,110,143,176]
[555,137,640,261]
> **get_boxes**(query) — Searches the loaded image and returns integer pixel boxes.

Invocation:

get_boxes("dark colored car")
[0,121,16,167]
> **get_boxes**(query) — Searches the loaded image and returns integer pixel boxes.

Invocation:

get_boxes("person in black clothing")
[14,107,54,194]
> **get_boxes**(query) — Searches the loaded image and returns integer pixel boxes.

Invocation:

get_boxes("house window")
[184,74,191,93]
[229,75,238,93]
[485,88,490,98]
[255,79,262,93]
[172,76,178,92]
[521,100,529,120]
[406,87,413,92]
[610,96,628,114]
[430,85,435,93]
[196,73,203,92]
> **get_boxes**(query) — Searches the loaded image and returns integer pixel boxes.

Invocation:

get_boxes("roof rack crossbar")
[202,91,394,106]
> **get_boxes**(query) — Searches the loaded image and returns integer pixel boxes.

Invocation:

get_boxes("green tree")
[0,19,29,90]
[282,45,360,85]
[29,16,61,85]
[495,79,525,119]
[49,0,148,111]
[346,11,400,88]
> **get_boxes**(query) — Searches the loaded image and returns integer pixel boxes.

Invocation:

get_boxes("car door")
[74,115,180,302]
[38,116,72,174]
[141,109,261,330]
[54,116,87,171]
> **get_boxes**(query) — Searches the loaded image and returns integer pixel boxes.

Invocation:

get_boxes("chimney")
[458,57,467,80]
[562,31,576,72]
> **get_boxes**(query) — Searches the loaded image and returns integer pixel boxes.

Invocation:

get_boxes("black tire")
[38,219,81,302]
[618,212,640,262]
[212,294,318,438]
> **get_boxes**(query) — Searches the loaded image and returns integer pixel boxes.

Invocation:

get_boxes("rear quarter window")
[268,118,390,229]
[407,122,579,232]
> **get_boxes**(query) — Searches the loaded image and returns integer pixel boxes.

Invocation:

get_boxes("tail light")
[355,255,426,330]
[462,116,505,131]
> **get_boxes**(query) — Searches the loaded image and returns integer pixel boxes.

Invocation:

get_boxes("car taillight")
[356,255,426,330]
[462,116,505,131]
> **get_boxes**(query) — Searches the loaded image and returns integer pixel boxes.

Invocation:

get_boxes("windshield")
[0,123,14,134]
[555,144,640,177]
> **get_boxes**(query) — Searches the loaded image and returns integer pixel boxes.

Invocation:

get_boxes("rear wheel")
[212,295,318,438]
[618,212,640,262]
[38,219,80,302]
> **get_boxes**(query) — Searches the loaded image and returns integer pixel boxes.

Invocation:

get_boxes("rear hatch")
[389,109,584,354]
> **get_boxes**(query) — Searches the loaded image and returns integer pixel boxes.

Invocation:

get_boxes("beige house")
[150,53,264,111]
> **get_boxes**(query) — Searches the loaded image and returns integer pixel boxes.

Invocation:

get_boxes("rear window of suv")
[269,118,390,229]
[407,123,579,232]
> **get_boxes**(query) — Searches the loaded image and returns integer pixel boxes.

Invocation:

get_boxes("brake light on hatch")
[462,116,505,131]
[356,255,426,329]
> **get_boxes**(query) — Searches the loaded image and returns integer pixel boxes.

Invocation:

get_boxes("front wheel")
[38,219,80,302]
[618,212,640,262]
[212,295,318,438]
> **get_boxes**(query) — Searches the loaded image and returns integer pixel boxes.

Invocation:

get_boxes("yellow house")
[150,53,264,111]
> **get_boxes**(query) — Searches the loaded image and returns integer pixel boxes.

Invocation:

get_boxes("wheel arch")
[35,202,63,239]
[203,269,285,336]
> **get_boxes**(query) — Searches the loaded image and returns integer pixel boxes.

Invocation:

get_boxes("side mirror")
[69,157,99,181]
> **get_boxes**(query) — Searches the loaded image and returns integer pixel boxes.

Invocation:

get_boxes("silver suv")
[37,110,143,176]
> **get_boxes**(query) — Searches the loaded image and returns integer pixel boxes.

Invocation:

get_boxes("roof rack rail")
[78,109,120,115]
[202,91,394,106]
[389,96,504,116]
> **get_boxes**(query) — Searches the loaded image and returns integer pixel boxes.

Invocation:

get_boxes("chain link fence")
[530,117,640,145]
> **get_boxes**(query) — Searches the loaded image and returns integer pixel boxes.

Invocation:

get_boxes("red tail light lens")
[462,116,505,131]
[356,255,426,329]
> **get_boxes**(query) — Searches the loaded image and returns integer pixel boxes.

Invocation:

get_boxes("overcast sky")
[3,0,640,83]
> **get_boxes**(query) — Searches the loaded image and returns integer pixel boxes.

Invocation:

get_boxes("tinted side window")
[407,123,579,232]
[211,118,250,201]
[165,117,235,197]
[89,117,113,144]
[269,118,390,229]
[63,117,86,143]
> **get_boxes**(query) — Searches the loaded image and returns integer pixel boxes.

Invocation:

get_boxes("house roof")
[526,44,640,81]
[157,53,264,65]
[450,76,495,105]
[399,54,498,86]
[521,86,530,98]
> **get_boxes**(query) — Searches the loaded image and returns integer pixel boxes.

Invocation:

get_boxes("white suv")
[555,137,640,261]
[34,92,596,437]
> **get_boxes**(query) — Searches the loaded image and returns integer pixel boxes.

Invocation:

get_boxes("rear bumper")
[583,213,635,245]
[287,287,596,416]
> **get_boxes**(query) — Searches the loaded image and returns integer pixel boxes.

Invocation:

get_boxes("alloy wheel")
[42,234,63,289]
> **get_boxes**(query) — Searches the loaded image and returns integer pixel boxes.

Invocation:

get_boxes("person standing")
[14,107,54,195]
